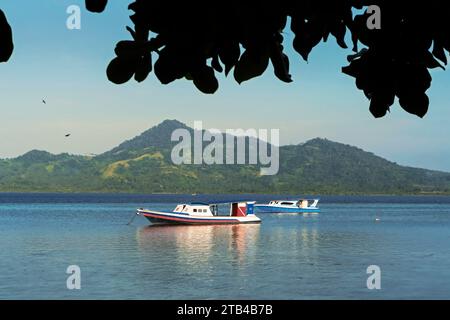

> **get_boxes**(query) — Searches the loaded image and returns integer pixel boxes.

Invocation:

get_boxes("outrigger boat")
[254,199,320,213]
[137,201,261,225]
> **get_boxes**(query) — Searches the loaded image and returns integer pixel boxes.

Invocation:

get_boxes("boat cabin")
[268,199,319,208]
[173,202,254,217]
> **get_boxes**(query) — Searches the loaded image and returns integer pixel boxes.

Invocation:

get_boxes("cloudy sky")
[1,1,450,171]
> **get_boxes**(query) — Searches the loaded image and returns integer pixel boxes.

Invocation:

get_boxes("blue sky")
[1,1,450,171]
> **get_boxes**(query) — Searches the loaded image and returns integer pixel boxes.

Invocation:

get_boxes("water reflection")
[136,224,261,268]
[266,224,320,267]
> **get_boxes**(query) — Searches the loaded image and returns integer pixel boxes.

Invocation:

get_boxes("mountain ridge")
[1,120,449,194]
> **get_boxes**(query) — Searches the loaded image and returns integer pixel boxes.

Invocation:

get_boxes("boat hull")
[138,209,261,225]
[254,205,320,213]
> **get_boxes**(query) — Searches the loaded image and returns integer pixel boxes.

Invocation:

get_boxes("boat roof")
[272,198,320,201]
[188,201,255,206]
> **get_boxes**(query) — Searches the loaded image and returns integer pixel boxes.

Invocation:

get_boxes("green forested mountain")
[1,120,450,194]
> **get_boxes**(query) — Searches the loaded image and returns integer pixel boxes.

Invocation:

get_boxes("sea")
[0,193,449,299]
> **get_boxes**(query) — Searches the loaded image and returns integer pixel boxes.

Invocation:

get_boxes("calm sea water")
[0,193,449,300]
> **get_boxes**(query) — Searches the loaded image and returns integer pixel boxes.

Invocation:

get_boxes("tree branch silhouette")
[3,2,450,119]
[0,9,13,63]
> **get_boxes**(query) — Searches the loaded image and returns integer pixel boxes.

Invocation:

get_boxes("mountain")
[1,120,450,194]
[100,119,191,159]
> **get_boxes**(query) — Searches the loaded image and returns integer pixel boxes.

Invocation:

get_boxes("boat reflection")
[136,224,261,267]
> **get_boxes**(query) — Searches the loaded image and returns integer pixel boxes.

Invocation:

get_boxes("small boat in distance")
[137,201,261,225]
[254,199,320,213]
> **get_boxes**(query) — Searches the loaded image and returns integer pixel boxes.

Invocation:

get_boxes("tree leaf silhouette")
[107,57,135,84]
[134,53,152,82]
[193,65,219,94]
[85,0,108,13]
[270,40,292,83]
[399,93,429,118]
[234,48,270,84]
[0,9,13,63]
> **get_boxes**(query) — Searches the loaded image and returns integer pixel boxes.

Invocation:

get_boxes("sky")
[1,1,450,171]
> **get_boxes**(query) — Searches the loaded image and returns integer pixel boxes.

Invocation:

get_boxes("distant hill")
[100,119,191,159]
[1,120,450,194]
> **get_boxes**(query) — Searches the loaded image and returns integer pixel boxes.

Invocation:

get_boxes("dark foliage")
[0,9,13,63]
[85,0,108,13]
[83,0,450,118]
[2,2,450,118]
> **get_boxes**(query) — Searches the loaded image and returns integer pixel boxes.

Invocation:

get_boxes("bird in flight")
[65,134,71,137]
[42,99,46,104]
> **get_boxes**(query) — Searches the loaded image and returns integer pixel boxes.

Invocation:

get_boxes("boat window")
[281,202,293,205]
[193,209,197,212]
[299,200,309,208]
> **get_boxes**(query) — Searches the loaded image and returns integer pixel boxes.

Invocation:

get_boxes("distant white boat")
[254,199,320,213]
[137,201,261,225]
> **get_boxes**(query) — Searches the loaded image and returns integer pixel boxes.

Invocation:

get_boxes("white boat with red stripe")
[137,201,261,225]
